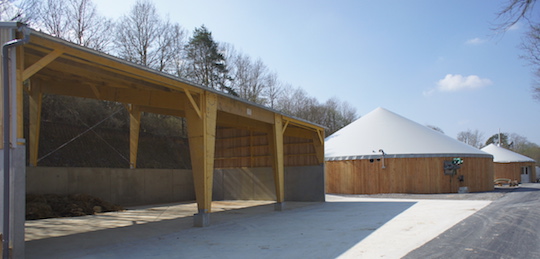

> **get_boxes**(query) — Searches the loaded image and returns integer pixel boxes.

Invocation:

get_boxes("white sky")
[93,0,540,144]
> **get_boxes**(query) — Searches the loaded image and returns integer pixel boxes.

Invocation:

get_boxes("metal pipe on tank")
[379,149,386,169]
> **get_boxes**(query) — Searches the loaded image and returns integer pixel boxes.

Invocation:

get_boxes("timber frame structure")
[1,23,324,233]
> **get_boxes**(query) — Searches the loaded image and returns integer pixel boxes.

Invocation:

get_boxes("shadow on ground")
[26,200,416,259]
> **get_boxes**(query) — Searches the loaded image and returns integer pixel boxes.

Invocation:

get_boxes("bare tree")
[503,132,540,163]
[8,0,112,51]
[66,0,112,51]
[229,54,268,103]
[155,21,186,73]
[114,0,161,67]
[0,0,38,23]
[495,0,538,32]
[223,43,283,106]
[274,85,357,135]
[113,0,185,73]
[521,23,540,100]
[338,100,358,127]
[39,0,69,38]
[426,125,444,134]
[457,129,485,148]
[264,72,281,109]
[508,132,529,150]
[495,0,540,101]
[275,84,308,116]
[319,97,358,136]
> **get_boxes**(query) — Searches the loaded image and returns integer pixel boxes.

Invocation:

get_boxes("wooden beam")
[217,94,274,124]
[272,114,285,204]
[216,111,272,134]
[28,79,42,166]
[183,88,201,118]
[138,105,185,117]
[87,83,101,99]
[186,92,217,222]
[27,35,204,94]
[313,130,325,164]
[22,48,63,81]
[283,116,325,133]
[282,119,289,135]
[316,129,324,145]
[35,75,189,112]
[129,104,141,169]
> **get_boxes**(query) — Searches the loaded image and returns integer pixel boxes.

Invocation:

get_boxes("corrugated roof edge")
[325,153,494,161]
[14,26,325,130]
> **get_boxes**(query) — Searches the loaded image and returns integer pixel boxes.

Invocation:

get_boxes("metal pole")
[2,23,29,259]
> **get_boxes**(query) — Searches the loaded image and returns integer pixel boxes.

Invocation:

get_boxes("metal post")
[2,23,29,259]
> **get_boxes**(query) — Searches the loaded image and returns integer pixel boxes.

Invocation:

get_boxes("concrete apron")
[25,196,491,259]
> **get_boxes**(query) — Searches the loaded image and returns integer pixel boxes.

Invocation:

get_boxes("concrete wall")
[26,167,195,206]
[26,164,325,206]
[285,165,325,201]
[212,165,325,202]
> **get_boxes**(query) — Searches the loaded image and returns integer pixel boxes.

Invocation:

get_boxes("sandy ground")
[25,194,492,259]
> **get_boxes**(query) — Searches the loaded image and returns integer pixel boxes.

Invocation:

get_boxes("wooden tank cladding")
[493,162,537,182]
[326,156,494,194]
[214,127,320,168]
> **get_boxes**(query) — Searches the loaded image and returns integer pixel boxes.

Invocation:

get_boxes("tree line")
[0,0,357,136]
[2,0,539,159]
[457,129,540,164]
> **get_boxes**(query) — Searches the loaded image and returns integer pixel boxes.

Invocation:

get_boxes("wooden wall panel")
[494,162,536,183]
[214,127,320,168]
[325,156,494,194]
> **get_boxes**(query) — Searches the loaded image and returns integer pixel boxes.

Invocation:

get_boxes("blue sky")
[93,0,540,144]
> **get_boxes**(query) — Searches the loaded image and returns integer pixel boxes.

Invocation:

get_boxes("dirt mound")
[26,193,125,220]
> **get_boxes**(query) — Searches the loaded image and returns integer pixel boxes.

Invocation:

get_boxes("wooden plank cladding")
[214,127,320,168]
[493,162,537,182]
[325,156,494,194]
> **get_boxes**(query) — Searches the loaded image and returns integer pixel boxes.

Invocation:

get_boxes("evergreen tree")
[183,25,236,96]
[485,133,510,148]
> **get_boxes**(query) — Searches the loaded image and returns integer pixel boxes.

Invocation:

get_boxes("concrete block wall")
[26,165,325,206]
[26,167,195,206]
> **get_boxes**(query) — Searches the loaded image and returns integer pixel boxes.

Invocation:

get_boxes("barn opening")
[0,23,325,257]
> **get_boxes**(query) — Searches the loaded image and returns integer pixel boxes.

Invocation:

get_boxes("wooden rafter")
[22,48,63,81]
[282,119,290,134]
[183,88,201,118]
[27,35,204,95]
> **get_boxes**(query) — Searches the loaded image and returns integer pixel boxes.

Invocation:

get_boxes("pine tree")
[183,25,236,96]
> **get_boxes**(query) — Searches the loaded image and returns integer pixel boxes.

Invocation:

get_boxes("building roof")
[481,143,536,163]
[325,107,491,160]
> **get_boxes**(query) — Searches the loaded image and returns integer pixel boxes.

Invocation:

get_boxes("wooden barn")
[481,143,537,183]
[325,107,494,194]
[0,23,325,256]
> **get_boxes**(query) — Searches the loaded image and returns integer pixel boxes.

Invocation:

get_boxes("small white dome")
[481,143,535,163]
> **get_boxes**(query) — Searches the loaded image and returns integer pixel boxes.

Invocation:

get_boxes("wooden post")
[129,104,141,169]
[272,114,285,210]
[186,92,217,227]
[28,80,42,166]
[313,129,325,164]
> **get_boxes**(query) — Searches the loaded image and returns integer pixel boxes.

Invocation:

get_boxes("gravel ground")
[332,186,517,201]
